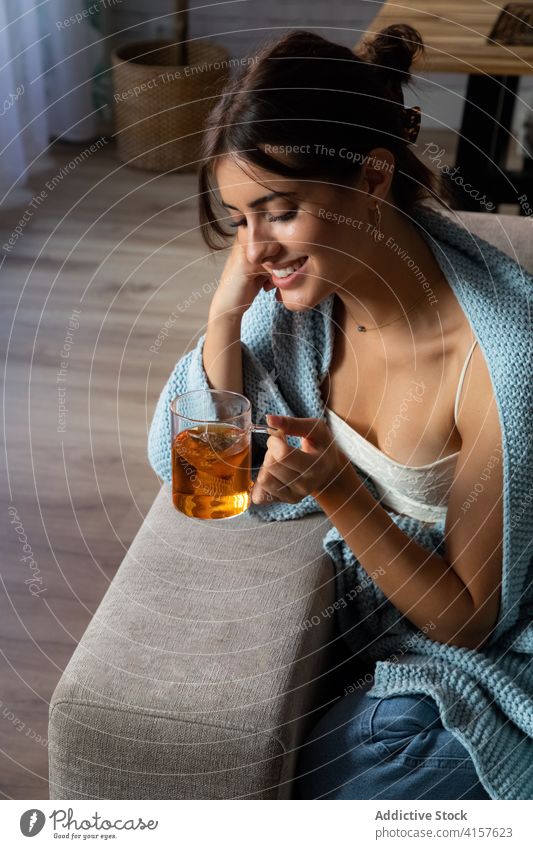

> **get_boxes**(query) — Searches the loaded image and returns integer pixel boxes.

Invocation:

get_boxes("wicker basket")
[111,39,231,172]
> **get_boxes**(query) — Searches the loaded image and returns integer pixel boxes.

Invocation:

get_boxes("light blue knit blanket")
[148,204,533,799]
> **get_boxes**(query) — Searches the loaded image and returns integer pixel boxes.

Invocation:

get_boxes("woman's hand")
[211,239,276,321]
[251,414,349,505]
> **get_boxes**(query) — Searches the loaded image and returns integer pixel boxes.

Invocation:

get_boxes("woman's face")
[214,153,392,311]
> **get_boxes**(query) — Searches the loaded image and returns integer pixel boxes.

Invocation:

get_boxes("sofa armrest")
[48,484,338,799]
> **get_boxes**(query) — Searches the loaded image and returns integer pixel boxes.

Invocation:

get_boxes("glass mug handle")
[249,423,283,436]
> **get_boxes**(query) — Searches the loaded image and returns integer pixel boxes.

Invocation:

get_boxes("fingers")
[264,435,307,472]
[257,460,303,491]
[254,472,296,503]
[251,483,276,504]
[266,414,330,444]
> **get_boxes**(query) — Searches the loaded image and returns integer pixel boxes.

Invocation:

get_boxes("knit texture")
[147,204,533,799]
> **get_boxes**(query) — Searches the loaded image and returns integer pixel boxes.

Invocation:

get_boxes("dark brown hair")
[198,25,447,250]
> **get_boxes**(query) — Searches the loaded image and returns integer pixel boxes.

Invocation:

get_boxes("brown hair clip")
[402,105,421,144]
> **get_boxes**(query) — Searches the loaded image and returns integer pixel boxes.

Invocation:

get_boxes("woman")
[148,26,533,799]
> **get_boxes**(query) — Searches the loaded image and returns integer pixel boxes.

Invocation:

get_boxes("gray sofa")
[48,487,346,799]
[48,211,533,799]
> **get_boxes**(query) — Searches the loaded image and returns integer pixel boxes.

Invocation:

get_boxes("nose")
[243,220,280,266]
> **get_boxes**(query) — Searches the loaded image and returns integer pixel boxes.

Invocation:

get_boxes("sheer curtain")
[0,0,112,190]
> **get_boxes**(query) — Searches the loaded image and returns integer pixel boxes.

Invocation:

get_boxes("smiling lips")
[268,255,308,287]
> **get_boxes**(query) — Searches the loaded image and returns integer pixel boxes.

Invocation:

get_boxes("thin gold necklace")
[355,291,428,332]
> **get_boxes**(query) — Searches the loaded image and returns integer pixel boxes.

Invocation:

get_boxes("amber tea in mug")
[170,390,279,520]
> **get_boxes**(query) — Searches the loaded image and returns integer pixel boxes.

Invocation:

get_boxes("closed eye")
[228,210,298,229]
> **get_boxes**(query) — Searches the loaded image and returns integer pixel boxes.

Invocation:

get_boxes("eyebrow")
[220,190,296,211]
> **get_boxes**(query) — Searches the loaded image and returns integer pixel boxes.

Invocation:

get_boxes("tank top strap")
[454,338,478,425]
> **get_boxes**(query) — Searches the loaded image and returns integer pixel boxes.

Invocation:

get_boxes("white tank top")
[324,339,478,524]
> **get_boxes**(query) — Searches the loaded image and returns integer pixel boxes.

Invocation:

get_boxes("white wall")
[109,0,530,146]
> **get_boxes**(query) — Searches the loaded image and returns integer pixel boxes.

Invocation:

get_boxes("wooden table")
[357,0,533,210]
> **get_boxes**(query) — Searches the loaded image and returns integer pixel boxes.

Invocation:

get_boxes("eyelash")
[228,210,298,229]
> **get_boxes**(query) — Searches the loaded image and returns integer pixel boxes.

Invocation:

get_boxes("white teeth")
[271,257,306,278]
[272,267,295,278]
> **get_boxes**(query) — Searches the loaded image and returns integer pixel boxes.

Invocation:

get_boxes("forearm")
[202,308,243,395]
[313,466,481,649]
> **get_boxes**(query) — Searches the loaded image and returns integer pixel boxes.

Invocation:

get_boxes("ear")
[359,147,395,201]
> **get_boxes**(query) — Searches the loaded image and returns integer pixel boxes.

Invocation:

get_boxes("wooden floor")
[0,130,520,799]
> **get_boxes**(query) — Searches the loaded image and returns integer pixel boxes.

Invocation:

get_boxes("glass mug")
[170,389,281,520]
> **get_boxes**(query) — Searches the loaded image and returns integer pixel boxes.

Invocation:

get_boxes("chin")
[277,288,329,312]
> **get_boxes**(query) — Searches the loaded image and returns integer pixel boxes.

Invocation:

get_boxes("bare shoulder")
[445,337,503,644]
[456,339,500,442]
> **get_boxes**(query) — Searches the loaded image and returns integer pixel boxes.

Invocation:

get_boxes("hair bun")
[357,23,424,93]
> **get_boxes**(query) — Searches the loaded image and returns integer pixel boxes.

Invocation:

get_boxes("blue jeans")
[292,679,491,800]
